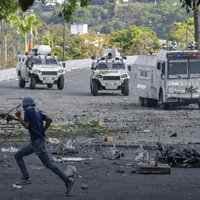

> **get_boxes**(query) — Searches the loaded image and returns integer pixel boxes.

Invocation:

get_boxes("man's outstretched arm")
[44,116,52,132]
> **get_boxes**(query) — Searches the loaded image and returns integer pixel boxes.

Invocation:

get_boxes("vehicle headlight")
[96,74,102,78]
[121,74,128,78]
[58,69,64,73]
[168,87,174,94]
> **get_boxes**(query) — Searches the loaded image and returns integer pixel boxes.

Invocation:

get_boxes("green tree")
[0,0,18,20]
[109,25,160,55]
[10,13,45,52]
[167,18,194,46]
[18,0,91,22]
[40,28,63,60]
[73,32,109,57]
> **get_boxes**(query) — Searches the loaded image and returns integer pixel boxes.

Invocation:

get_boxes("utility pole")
[194,1,200,50]
[186,12,189,48]
[63,8,66,61]
[62,0,68,61]
[1,20,5,69]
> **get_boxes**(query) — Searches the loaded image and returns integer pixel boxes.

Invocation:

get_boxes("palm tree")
[10,13,45,53]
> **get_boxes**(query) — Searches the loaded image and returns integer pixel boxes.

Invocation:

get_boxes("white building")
[70,24,88,35]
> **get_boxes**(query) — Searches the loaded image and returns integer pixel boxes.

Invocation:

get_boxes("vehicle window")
[189,59,200,75]
[19,58,21,62]
[96,63,108,69]
[35,58,42,65]
[45,58,57,65]
[168,60,187,78]
[112,63,125,69]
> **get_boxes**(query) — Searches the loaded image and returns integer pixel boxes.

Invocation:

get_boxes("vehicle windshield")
[34,58,42,65]
[112,63,125,69]
[168,59,200,78]
[96,63,109,70]
[189,59,200,76]
[45,58,58,65]
[168,60,187,78]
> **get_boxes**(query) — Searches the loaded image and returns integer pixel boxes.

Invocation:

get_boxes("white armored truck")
[133,49,200,109]
[90,50,131,96]
[16,45,65,90]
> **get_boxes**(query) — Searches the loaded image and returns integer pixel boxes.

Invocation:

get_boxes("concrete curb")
[0,56,137,82]
[0,68,17,82]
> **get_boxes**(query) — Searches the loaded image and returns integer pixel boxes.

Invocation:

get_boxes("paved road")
[1,68,200,200]
[1,148,200,200]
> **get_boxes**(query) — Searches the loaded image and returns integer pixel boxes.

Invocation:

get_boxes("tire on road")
[57,75,64,90]
[29,74,36,89]
[139,97,145,106]
[122,79,129,96]
[160,91,169,110]
[18,74,26,88]
[91,80,98,96]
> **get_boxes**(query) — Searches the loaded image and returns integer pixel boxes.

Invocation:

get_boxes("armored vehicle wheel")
[90,83,93,94]
[47,84,53,88]
[91,80,98,96]
[18,75,26,88]
[122,79,129,96]
[139,97,145,106]
[57,75,64,90]
[151,99,158,107]
[198,103,200,109]
[163,103,169,110]
[144,98,151,107]
[160,91,169,110]
[29,75,36,89]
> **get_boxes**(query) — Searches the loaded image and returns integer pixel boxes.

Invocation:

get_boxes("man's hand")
[15,109,29,129]
[15,109,21,118]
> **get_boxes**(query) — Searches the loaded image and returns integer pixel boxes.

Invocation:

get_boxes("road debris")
[102,145,124,160]
[136,163,171,174]
[135,145,150,163]
[104,136,113,142]
[81,184,89,190]
[170,132,177,137]
[1,147,18,153]
[158,143,200,167]
[12,184,22,189]
[64,165,78,178]
[47,139,78,155]
[52,156,93,163]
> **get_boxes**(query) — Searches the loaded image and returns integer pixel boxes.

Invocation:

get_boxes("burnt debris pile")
[158,143,200,168]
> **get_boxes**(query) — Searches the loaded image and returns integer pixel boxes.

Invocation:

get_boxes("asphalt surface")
[1,148,200,200]
[1,68,200,199]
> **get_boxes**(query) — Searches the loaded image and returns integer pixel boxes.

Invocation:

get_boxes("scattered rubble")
[81,184,89,190]
[47,138,78,155]
[102,145,124,160]
[12,184,22,189]
[135,145,151,163]
[158,143,200,168]
[1,147,18,153]
[64,165,78,178]
[52,156,93,163]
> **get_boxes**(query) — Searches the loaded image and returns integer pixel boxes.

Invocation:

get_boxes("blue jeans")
[14,139,69,183]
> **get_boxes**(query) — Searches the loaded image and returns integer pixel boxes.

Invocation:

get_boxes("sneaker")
[15,178,31,186]
[65,178,75,195]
